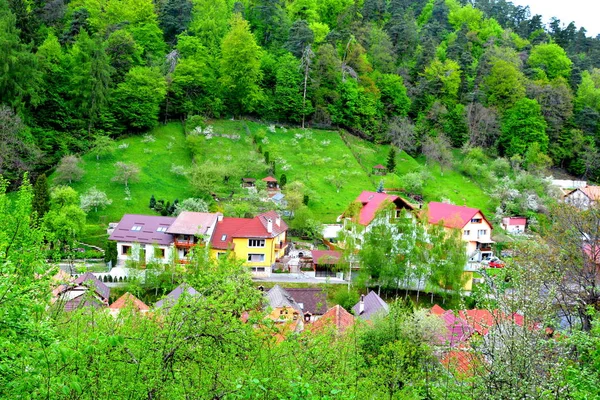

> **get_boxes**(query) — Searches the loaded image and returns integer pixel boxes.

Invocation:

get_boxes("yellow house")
[210,211,288,276]
[427,202,495,291]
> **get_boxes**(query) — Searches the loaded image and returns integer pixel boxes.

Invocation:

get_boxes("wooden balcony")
[174,238,205,248]
[177,259,190,265]
[479,246,492,252]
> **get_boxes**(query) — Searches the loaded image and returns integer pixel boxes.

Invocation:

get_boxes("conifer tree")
[32,173,50,217]
[386,147,396,173]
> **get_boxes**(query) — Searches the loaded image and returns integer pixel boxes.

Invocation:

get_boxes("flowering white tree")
[80,187,112,212]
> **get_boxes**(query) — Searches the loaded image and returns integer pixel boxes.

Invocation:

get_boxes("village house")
[55,272,110,311]
[340,191,415,248]
[109,292,150,316]
[284,288,327,322]
[310,305,355,334]
[155,284,200,311]
[166,212,222,263]
[352,291,389,321]
[564,185,600,210]
[109,214,176,266]
[501,217,527,234]
[210,211,289,277]
[264,285,304,334]
[427,202,495,291]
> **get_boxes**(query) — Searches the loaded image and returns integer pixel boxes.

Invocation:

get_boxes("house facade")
[565,186,600,210]
[427,202,494,291]
[108,214,176,266]
[501,217,527,234]
[340,191,415,248]
[166,212,222,262]
[210,211,288,276]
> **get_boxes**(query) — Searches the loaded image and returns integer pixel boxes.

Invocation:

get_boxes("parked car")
[487,257,505,268]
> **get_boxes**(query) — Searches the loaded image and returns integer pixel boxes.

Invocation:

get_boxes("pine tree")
[32,174,50,217]
[377,180,384,193]
[386,147,397,173]
[149,194,156,209]
[279,173,287,187]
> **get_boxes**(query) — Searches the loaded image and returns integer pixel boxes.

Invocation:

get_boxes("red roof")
[353,191,414,226]
[311,305,355,333]
[109,292,149,311]
[427,202,490,230]
[311,250,341,265]
[441,348,478,376]
[210,211,287,250]
[262,176,278,182]
[506,217,527,226]
[373,164,386,169]
[431,304,446,316]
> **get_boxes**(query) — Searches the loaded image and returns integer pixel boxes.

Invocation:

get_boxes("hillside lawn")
[50,120,496,246]
[50,123,195,245]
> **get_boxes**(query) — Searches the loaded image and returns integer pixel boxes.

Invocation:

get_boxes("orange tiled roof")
[311,305,355,333]
[110,292,149,311]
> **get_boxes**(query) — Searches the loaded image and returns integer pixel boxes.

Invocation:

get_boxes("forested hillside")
[2,0,600,186]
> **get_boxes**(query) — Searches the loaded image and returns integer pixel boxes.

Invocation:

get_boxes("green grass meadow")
[49,120,496,245]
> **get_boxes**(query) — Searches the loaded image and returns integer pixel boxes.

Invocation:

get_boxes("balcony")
[478,246,492,252]
[275,241,290,250]
[174,238,205,248]
[177,259,190,265]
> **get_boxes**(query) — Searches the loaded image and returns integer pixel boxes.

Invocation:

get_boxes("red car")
[487,257,505,268]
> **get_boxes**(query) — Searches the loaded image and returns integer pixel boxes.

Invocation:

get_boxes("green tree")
[113,67,167,130]
[498,98,548,157]
[422,58,461,103]
[105,29,142,82]
[273,53,309,122]
[43,185,86,251]
[528,43,572,80]
[219,14,263,116]
[32,173,50,218]
[90,134,115,160]
[189,0,231,52]
[286,19,314,58]
[159,0,194,44]
[484,58,526,110]
[386,147,396,172]
[376,73,410,117]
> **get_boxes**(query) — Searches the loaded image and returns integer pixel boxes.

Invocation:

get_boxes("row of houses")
[108,210,289,276]
[52,272,391,336]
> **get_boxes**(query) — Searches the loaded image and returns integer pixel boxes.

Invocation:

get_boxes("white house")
[501,217,527,234]
[109,214,176,266]
[565,186,600,210]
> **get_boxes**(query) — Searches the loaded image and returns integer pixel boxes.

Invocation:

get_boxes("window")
[395,209,402,218]
[131,225,142,231]
[217,252,227,259]
[155,248,165,258]
[121,245,131,255]
[156,226,167,232]
[252,267,266,272]
[470,218,482,224]
[478,229,487,236]
[247,253,265,262]
[463,230,470,236]
[248,239,265,247]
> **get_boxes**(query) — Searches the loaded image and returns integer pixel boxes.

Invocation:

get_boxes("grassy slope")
[50,123,195,244]
[245,121,375,221]
[54,120,496,245]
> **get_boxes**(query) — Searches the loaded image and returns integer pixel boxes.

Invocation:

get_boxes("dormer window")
[131,225,142,231]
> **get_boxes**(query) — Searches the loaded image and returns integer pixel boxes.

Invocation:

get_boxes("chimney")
[359,294,365,315]
[217,214,223,222]
[275,216,280,226]
[267,218,273,234]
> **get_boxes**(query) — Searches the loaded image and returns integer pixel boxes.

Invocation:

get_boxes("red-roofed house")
[109,292,149,316]
[501,217,527,234]
[427,202,494,263]
[565,185,600,210]
[311,250,342,278]
[310,305,355,334]
[341,191,414,248]
[210,211,288,276]
[262,176,278,189]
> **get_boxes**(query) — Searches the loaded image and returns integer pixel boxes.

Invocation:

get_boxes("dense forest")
[2,0,600,187]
